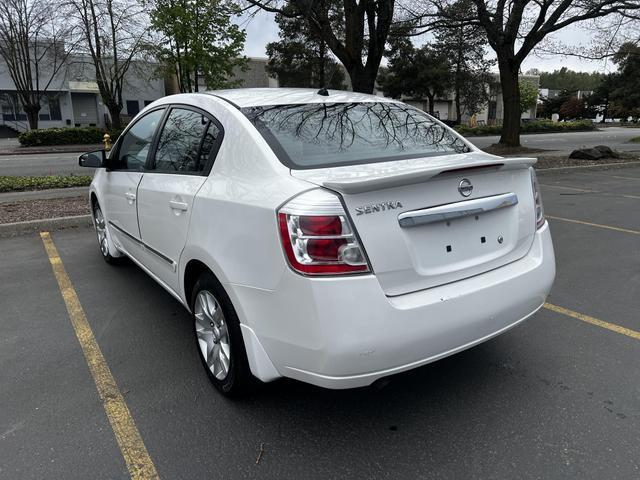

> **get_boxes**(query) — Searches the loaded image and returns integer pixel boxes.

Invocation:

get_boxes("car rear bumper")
[228,222,555,389]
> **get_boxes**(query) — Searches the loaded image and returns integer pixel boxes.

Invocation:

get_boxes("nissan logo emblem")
[458,178,473,197]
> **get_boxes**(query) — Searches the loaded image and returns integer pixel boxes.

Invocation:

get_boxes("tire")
[92,201,124,265]
[191,272,255,396]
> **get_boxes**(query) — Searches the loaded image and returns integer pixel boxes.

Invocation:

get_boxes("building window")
[48,94,62,121]
[126,100,140,116]
[144,100,153,106]
[1,93,25,121]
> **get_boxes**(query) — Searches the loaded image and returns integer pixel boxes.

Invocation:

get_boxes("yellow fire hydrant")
[103,133,112,151]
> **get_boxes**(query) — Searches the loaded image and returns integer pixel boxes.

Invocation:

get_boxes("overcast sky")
[237,11,615,74]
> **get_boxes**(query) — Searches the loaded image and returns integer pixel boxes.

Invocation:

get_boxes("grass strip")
[0,175,92,193]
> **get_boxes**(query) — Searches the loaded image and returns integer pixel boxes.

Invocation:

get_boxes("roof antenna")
[317,57,338,96]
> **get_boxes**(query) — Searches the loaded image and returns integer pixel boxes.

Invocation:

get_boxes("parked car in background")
[79,88,556,396]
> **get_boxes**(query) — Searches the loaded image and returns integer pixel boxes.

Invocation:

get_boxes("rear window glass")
[242,102,470,169]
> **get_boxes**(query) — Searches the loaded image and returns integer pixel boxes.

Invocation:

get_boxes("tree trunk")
[497,60,521,147]
[427,93,435,116]
[318,40,326,88]
[24,104,40,130]
[106,102,122,129]
[347,64,376,93]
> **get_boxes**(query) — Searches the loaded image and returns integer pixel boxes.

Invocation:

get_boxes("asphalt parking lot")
[1,165,639,480]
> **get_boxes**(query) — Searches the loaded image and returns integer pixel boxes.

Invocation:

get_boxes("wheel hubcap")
[94,207,108,257]
[194,290,230,380]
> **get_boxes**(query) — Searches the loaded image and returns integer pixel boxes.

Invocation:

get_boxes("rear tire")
[191,272,255,396]
[92,202,123,265]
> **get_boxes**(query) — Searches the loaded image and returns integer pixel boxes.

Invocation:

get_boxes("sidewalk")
[0,138,102,155]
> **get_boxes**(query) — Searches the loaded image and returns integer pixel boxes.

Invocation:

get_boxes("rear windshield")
[242,102,470,169]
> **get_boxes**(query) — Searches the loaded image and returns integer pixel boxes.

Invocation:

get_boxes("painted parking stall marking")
[546,215,640,236]
[40,231,160,480]
[544,302,640,341]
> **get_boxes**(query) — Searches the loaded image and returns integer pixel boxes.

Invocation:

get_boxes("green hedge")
[455,119,596,137]
[630,136,640,143]
[18,127,123,147]
[0,175,93,192]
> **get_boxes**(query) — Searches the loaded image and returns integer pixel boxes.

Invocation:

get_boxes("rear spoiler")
[322,157,537,194]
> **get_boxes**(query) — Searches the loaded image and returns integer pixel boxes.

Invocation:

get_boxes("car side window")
[152,108,220,174]
[112,109,165,170]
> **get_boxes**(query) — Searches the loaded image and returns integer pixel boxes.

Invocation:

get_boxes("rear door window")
[151,108,221,174]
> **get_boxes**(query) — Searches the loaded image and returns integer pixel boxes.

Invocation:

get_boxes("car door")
[136,106,224,292]
[102,108,166,256]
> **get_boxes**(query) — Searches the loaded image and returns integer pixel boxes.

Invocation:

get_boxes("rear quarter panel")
[178,95,311,304]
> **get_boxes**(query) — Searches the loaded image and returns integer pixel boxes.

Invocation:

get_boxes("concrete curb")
[0,215,92,238]
[0,144,102,156]
[536,160,640,175]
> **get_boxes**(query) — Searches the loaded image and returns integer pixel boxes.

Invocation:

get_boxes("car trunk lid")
[291,153,538,296]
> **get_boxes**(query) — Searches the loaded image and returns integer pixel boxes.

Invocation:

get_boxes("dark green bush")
[0,175,93,192]
[455,119,595,137]
[18,127,123,147]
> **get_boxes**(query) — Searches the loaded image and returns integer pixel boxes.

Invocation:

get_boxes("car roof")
[206,88,398,108]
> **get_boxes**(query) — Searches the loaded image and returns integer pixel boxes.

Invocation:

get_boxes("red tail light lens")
[278,190,370,276]
[299,215,342,236]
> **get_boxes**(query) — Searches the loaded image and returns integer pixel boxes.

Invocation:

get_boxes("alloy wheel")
[194,290,231,380]
[94,206,109,257]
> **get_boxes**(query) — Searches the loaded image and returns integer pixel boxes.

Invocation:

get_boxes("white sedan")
[79,88,555,396]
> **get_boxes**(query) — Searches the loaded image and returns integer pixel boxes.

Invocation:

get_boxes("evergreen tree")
[378,31,451,116]
[266,3,345,89]
[433,0,493,122]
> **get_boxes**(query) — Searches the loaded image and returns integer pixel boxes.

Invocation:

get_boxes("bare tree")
[66,0,149,128]
[407,0,640,146]
[246,0,395,93]
[0,0,72,129]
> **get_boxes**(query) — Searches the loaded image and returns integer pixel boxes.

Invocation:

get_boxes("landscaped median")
[456,119,595,137]
[0,175,93,237]
[0,175,93,193]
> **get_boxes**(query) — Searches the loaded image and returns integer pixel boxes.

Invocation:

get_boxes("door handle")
[125,192,136,201]
[169,200,188,212]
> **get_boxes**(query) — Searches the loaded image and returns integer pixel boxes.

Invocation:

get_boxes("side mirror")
[78,150,107,168]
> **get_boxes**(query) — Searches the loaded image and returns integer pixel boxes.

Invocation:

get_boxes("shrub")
[0,175,93,192]
[18,127,123,147]
[455,119,595,137]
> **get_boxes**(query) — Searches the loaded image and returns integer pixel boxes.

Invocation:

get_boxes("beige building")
[392,74,540,125]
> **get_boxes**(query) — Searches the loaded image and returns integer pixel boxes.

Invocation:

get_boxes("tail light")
[278,189,370,275]
[530,168,545,229]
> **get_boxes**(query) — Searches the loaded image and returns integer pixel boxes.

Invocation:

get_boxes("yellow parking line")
[40,232,160,480]
[546,215,640,235]
[544,302,640,341]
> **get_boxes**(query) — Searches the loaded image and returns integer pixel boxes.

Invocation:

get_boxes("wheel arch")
[183,258,215,310]
[181,255,281,384]
[90,191,99,211]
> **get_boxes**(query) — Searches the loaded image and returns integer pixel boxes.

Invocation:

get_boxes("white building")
[0,55,165,133]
